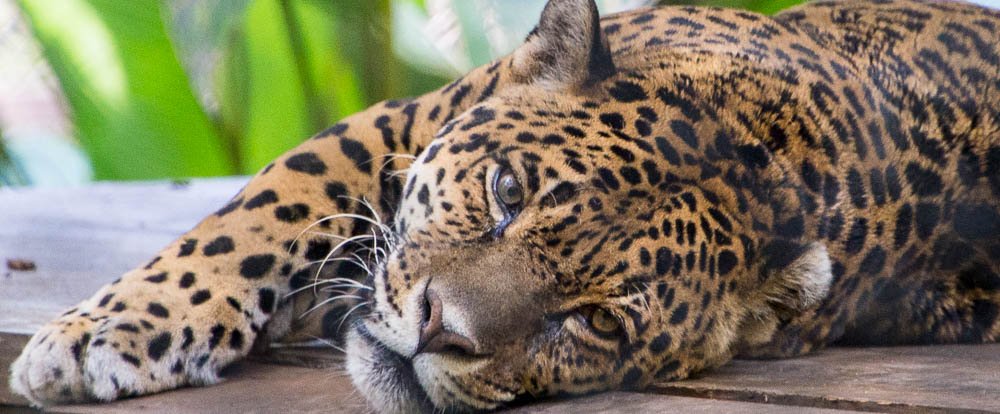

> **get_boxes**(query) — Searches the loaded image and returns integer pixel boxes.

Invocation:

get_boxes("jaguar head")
[345,0,833,412]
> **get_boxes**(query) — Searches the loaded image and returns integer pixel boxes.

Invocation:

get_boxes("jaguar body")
[11,0,1000,412]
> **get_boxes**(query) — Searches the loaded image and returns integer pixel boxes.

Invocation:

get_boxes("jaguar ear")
[762,241,834,318]
[737,242,834,349]
[511,0,616,90]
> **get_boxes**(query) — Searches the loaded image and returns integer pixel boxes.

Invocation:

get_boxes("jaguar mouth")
[346,322,435,414]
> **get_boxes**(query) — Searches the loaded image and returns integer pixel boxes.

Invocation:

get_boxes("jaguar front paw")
[9,310,225,406]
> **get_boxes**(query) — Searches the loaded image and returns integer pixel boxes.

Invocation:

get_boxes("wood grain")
[657,345,1000,413]
[0,178,247,335]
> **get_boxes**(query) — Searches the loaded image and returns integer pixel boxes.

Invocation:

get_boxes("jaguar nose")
[415,289,478,356]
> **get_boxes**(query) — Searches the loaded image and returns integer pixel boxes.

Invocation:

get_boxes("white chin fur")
[345,327,429,414]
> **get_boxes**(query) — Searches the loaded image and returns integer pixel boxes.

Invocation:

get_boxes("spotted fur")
[11,0,1000,412]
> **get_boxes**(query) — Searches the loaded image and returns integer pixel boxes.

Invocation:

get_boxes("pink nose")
[414,289,478,356]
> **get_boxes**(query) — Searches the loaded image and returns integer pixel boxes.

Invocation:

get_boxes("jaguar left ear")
[511,0,616,90]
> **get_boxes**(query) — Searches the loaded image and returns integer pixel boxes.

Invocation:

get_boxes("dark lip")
[354,322,436,412]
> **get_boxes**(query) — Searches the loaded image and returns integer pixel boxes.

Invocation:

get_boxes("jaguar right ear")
[510,0,616,90]
[738,242,835,348]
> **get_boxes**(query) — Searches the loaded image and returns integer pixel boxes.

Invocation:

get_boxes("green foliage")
[16,0,448,179]
[17,0,233,180]
[660,0,804,14]
[217,0,324,172]
[213,0,448,174]
[13,0,803,183]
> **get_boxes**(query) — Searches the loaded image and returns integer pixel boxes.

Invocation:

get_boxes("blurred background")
[0,0,897,187]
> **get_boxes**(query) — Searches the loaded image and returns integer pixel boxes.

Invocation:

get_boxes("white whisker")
[388,168,410,179]
[337,301,371,333]
[313,234,379,295]
[286,276,371,298]
[307,335,351,354]
[337,197,392,235]
[299,294,366,318]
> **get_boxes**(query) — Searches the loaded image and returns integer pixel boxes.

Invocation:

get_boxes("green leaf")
[216,0,377,174]
[738,0,803,14]
[290,1,366,122]
[216,0,312,173]
[657,0,805,15]
[17,0,234,180]
[328,0,400,103]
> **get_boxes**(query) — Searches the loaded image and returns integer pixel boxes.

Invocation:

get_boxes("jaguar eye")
[495,169,524,210]
[583,307,622,337]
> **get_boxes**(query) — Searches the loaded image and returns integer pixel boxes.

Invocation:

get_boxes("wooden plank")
[47,376,861,414]
[0,333,30,406]
[0,178,247,335]
[514,391,859,413]
[50,362,367,414]
[656,345,1000,414]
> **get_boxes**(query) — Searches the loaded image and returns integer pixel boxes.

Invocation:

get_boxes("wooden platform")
[1,178,998,413]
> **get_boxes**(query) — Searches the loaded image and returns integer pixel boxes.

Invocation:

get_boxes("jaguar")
[10,0,1000,412]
